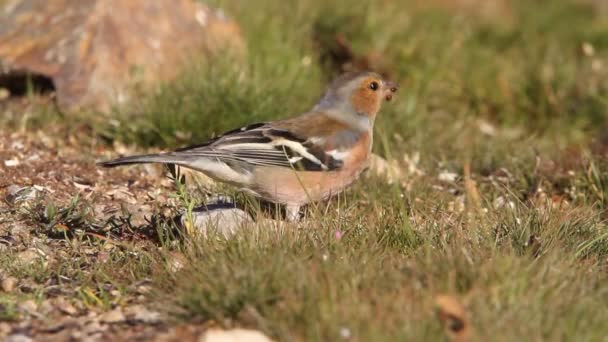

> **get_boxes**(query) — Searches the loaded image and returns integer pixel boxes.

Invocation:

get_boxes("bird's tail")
[97,153,185,168]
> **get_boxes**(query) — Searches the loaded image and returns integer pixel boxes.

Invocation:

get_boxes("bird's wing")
[170,122,344,171]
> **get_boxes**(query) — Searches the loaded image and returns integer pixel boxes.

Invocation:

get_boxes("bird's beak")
[383,81,398,101]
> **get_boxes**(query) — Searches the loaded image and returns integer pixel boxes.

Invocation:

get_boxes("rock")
[10,225,31,242]
[0,322,12,336]
[0,0,244,112]
[81,320,107,335]
[199,328,273,342]
[5,185,38,204]
[167,252,186,273]
[5,334,32,342]
[1,276,17,292]
[125,305,162,324]
[184,203,253,238]
[18,300,38,314]
[53,297,78,316]
[40,317,80,334]
[339,327,351,339]
[17,279,38,294]
[136,284,152,295]
[99,308,126,324]
[438,171,458,183]
[16,249,42,265]
[4,159,19,167]
[493,196,515,210]
[39,299,54,315]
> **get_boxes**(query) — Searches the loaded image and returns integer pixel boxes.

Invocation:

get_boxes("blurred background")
[0,0,606,159]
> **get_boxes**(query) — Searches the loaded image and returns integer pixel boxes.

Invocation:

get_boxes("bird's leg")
[285,204,301,222]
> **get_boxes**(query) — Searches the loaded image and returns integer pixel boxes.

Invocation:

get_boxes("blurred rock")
[0,0,244,112]
[438,171,458,183]
[53,297,78,316]
[80,320,107,336]
[99,308,126,324]
[16,248,42,265]
[167,252,186,273]
[5,334,32,342]
[18,300,38,315]
[0,322,11,337]
[199,328,273,342]
[5,185,39,204]
[125,305,162,324]
[1,276,17,292]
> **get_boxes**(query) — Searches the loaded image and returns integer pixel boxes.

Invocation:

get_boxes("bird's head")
[315,71,398,121]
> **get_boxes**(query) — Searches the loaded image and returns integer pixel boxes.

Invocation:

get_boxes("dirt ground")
[0,128,215,341]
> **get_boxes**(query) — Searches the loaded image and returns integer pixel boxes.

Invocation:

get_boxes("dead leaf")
[435,294,471,342]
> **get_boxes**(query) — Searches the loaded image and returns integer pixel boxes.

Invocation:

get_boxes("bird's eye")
[369,81,379,91]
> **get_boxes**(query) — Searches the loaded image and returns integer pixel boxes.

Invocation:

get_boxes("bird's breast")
[249,132,372,205]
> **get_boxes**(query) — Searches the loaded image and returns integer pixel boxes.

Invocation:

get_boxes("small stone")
[18,300,38,314]
[70,330,83,340]
[54,297,78,316]
[16,249,42,265]
[99,308,126,324]
[0,322,12,336]
[168,252,186,273]
[82,320,107,335]
[39,300,54,315]
[199,328,273,342]
[136,285,152,294]
[5,334,32,342]
[438,171,458,183]
[4,159,20,167]
[477,119,497,136]
[2,277,17,292]
[5,186,37,203]
[493,196,507,210]
[6,185,22,196]
[41,317,79,334]
[185,205,252,238]
[18,280,38,293]
[582,42,595,56]
[0,87,9,99]
[125,305,161,324]
[10,225,30,239]
[339,327,351,339]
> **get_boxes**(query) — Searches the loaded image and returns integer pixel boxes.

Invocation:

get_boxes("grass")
[0,193,160,316]
[157,192,608,340]
[2,0,608,340]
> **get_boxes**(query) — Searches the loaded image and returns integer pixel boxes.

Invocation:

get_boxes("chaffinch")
[99,71,398,220]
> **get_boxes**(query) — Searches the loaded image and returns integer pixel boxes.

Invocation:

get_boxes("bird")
[98,71,398,221]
